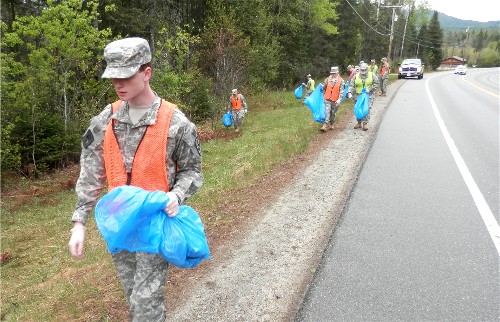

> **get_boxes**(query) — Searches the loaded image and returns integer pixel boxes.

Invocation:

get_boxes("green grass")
[0,89,354,321]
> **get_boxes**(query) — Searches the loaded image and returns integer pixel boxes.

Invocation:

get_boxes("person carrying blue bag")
[67,37,203,321]
[348,62,379,131]
[320,66,345,131]
[303,74,315,97]
[227,88,248,132]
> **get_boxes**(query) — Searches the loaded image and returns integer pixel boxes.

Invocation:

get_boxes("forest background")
[1,0,499,178]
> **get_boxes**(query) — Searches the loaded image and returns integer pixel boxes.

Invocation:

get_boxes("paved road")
[296,68,500,321]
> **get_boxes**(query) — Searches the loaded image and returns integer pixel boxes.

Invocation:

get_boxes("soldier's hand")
[348,93,352,99]
[164,192,180,217]
[68,224,86,260]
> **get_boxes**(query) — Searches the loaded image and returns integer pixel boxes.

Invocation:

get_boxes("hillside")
[435,11,499,30]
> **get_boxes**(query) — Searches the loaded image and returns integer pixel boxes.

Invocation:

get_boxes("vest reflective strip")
[323,76,343,101]
[231,94,242,110]
[103,99,175,192]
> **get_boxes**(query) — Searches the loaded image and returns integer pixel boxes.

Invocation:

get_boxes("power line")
[343,0,390,36]
[342,0,438,50]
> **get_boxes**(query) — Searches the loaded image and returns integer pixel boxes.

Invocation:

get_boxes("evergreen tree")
[417,23,429,63]
[427,11,443,70]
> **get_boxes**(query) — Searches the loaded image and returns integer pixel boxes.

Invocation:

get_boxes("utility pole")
[400,5,411,59]
[381,5,403,62]
[462,26,470,65]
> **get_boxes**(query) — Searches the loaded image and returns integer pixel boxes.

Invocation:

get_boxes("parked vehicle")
[455,65,467,75]
[398,58,424,79]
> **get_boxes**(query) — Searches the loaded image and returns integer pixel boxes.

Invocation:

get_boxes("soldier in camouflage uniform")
[348,62,379,131]
[379,57,390,96]
[68,37,203,322]
[226,88,248,132]
[321,66,345,131]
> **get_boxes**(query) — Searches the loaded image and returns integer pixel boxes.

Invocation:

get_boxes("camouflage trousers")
[231,109,246,129]
[353,93,375,123]
[380,77,388,94]
[112,251,169,322]
[324,100,340,125]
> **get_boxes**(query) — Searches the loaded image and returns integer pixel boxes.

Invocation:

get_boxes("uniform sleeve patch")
[82,129,94,149]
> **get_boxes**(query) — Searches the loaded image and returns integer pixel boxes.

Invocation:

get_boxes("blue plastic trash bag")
[341,82,349,102]
[95,186,210,268]
[294,84,303,99]
[161,206,210,268]
[303,83,326,123]
[95,186,168,254]
[222,112,233,127]
[354,91,370,120]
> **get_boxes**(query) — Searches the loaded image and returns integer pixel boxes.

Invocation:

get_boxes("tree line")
[1,0,445,177]
[442,28,500,67]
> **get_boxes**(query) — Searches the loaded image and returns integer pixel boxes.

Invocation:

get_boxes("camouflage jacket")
[71,95,203,225]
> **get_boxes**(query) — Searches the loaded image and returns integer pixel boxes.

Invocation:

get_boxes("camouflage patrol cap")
[101,37,151,79]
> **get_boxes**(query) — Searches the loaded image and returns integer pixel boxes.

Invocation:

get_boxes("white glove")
[348,93,353,99]
[164,191,180,217]
[68,225,86,260]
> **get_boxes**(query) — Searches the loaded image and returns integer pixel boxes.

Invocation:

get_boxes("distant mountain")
[435,11,499,31]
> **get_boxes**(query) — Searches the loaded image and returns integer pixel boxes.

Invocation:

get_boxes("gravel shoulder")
[168,80,405,321]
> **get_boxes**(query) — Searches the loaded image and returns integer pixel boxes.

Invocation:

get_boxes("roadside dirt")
[166,110,353,311]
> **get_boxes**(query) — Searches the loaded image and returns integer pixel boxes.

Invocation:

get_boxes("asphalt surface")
[296,69,500,321]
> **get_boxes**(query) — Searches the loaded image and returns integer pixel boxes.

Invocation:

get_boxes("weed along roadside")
[0,80,402,321]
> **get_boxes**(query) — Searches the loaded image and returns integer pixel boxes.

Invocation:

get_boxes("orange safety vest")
[323,76,343,101]
[230,94,243,110]
[381,65,389,75]
[103,99,176,192]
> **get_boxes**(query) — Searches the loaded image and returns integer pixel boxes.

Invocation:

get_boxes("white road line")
[425,74,500,256]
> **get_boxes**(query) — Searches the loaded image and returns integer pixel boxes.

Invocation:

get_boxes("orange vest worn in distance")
[323,76,343,102]
[230,94,243,110]
[381,65,390,76]
[103,99,176,192]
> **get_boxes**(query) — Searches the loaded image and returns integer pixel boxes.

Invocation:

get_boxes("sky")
[421,0,500,22]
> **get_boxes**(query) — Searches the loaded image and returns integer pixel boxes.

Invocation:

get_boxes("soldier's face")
[112,68,151,102]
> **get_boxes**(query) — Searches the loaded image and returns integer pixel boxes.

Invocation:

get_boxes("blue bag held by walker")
[222,112,233,127]
[95,186,210,268]
[354,89,369,120]
[294,84,303,99]
[303,83,326,123]
[341,82,349,102]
